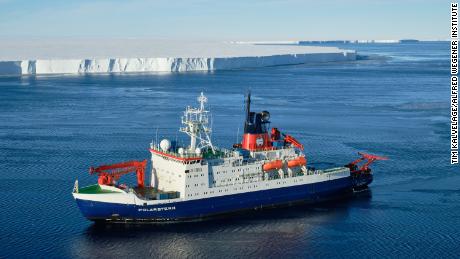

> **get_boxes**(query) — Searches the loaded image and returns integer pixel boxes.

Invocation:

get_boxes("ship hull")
[75,176,357,222]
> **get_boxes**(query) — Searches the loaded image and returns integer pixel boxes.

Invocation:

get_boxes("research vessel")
[73,92,387,222]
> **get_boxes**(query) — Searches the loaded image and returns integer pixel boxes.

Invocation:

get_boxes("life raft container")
[262,160,283,171]
[287,156,307,168]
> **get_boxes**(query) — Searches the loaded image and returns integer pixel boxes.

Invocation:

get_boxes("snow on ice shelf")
[0,40,356,75]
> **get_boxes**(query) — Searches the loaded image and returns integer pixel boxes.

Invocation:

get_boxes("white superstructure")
[147,92,350,203]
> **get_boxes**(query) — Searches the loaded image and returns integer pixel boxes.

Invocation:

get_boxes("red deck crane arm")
[89,160,147,188]
[283,134,304,150]
[348,157,365,167]
[346,152,388,174]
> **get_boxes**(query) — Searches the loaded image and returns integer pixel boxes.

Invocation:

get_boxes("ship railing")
[150,144,240,160]
[150,145,203,160]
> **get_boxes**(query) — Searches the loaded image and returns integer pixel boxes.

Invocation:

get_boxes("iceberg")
[0,39,356,75]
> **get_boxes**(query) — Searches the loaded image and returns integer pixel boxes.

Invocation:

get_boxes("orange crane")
[346,152,388,174]
[283,134,304,150]
[270,128,304,150]
[89,160,147,188]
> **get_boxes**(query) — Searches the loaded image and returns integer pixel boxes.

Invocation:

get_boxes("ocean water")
[0,42,458,258]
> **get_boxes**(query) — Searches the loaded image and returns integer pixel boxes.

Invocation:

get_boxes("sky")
[0,0,450,40]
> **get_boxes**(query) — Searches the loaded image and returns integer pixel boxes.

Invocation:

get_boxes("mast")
[244,90,251,133]
[180,92,215,153]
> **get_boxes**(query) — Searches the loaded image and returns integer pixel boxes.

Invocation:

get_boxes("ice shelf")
[0,39,356,75]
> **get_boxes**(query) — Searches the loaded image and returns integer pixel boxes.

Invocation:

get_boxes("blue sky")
[0,0,449,40]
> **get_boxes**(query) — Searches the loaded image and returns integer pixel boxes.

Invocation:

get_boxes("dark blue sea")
[0,42,458,258]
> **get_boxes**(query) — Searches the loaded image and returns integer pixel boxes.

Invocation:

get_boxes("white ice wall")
[0,52,355,75]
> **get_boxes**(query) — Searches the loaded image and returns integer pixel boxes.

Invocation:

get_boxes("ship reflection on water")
[74,191,372,258]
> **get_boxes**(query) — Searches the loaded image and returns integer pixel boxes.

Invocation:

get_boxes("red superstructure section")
[242,133,272,151]
[240,92,305,152]
[89,160,147,188]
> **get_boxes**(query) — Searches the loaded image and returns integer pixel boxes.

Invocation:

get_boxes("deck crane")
[346,152,388,174]
[89,160,147,188]
[270,128,304,150]
[283,134,304,150]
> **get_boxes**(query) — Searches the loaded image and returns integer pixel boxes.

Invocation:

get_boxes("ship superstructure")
[73,92,387,222]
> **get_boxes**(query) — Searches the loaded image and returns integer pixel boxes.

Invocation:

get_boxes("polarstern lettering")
[138,206,176,212]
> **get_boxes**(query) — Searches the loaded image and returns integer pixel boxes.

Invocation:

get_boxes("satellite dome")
[195,148,202,155]
[178,147,185,155]
[160,139,171,152]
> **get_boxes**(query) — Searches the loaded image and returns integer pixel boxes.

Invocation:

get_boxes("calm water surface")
[0,42,459,258]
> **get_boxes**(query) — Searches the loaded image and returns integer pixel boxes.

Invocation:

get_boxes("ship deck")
[78,184,120,194]
[133,187,158,200]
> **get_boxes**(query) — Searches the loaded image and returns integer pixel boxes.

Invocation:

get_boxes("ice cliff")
[0,40,356,75]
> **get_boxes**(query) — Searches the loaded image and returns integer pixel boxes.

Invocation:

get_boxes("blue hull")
[76,177,357,222]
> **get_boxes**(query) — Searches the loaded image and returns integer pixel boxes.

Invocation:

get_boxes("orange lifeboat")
[263,160,283,171]
[287,156,307,168]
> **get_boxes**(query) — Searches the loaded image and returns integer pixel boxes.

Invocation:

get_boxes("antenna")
[245,90,251,124]
[179,92,215,154]
[175,132,178,153]
[155,127,159,145]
